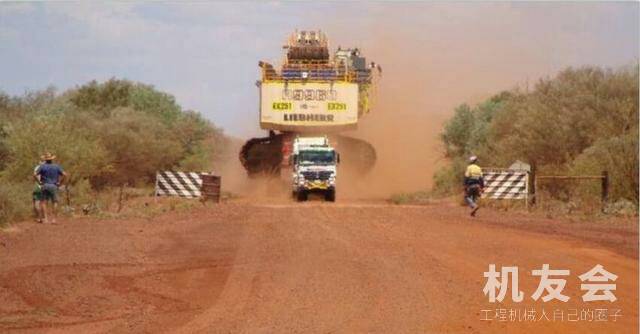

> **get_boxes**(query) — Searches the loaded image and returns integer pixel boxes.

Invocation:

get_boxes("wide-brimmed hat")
[41,152,56,161]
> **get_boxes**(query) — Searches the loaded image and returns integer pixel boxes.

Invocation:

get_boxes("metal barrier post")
[533,174,539,208]
[200,174,221,203]
[525,171,529,209]
[530,163,537,206]
[601,170,609,212]
[154,172,159,203]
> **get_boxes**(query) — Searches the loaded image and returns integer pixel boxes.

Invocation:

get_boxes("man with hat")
[464,155,484,217]
[34,152,67,224]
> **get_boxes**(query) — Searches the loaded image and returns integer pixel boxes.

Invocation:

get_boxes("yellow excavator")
[239,30,381,177]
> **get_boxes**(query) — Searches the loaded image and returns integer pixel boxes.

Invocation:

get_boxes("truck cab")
[292,137,339,202]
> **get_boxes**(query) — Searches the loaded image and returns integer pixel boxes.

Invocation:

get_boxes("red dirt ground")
[0,199,637,333]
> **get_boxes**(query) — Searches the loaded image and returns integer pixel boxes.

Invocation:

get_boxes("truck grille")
[302,171,332,180]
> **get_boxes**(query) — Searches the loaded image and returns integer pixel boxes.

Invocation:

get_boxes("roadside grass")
[388,189,638,220]
[0,182,32,228]
[389,191,434,205]
[0,185,238,228]
[83,188,238,220]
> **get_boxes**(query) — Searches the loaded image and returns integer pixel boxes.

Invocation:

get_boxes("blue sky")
[1,1,638,138]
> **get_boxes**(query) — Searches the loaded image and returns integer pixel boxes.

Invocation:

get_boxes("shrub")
[571,133,639,203]
[0,79,229,224]
[0,182,32,226]
[434,64,639,207]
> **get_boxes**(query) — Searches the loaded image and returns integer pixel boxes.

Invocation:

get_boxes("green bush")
[0,182,32,226]
[571,132,639,203]
[432,157,466,196]
[0,79,229,224]
[434,64,639,206]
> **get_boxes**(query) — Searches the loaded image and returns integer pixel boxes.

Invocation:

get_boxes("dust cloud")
[216,137,294,202]
[220,3,615,199]
[333,27,478,199]
[326,3,580,198]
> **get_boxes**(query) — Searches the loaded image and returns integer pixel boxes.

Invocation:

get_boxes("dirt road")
[0,200,637,333]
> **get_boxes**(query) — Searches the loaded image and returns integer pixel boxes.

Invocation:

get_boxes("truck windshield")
[298,151,335,165]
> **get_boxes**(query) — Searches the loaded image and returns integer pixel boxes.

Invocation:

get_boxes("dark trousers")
[465,184,481,208]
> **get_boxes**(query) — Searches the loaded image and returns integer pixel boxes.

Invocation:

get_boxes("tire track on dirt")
[0,201,637,333]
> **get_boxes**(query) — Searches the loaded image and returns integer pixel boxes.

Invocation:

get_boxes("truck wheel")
[325,189,336,202]
[297,190,308,202]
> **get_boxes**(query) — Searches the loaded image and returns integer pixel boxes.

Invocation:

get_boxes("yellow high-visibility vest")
[465,164,483,179]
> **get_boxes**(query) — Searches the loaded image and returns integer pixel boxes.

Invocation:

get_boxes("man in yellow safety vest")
[464,155,484,217]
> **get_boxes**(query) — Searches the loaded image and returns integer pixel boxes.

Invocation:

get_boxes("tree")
[572,133,639,203]
[0,78,229,219]
[434,64,639,202]
[441,104,474,158]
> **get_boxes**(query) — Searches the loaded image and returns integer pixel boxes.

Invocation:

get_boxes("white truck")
[291,136,339,202]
